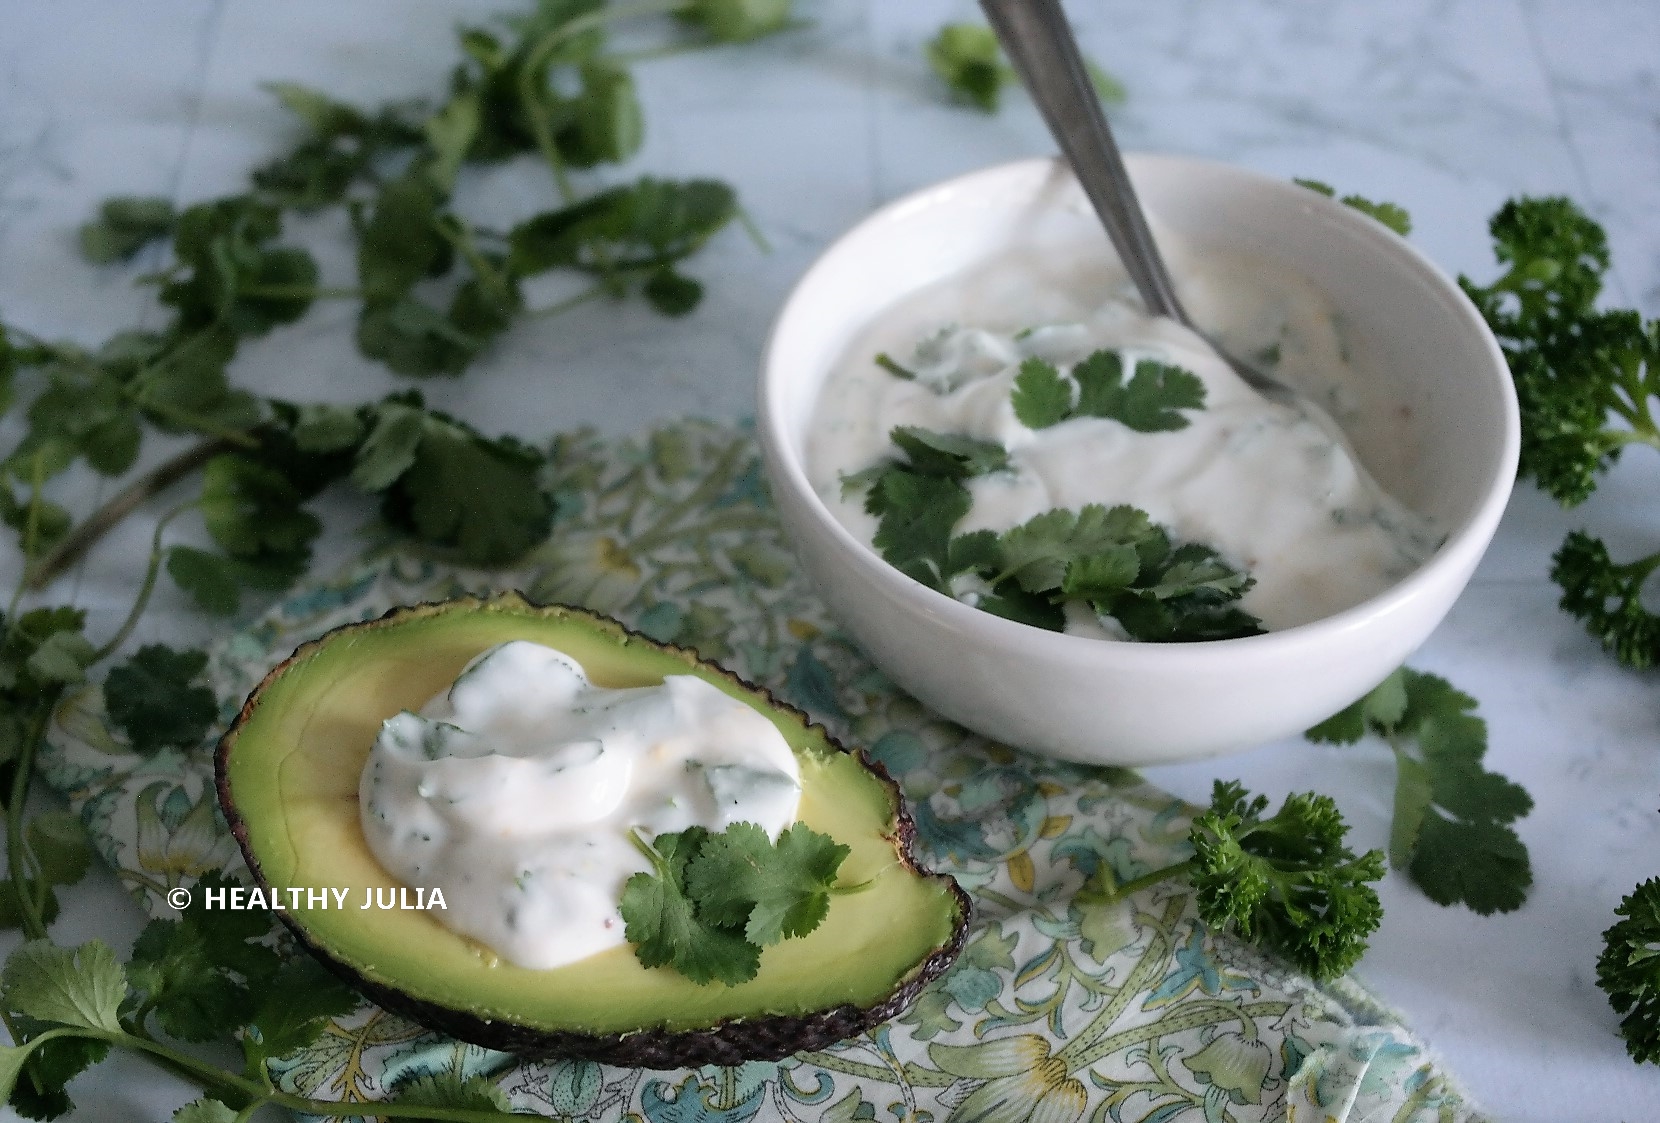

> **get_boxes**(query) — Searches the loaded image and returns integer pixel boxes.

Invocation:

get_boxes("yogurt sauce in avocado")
[358,640,801,970]
[808,244,1440,635]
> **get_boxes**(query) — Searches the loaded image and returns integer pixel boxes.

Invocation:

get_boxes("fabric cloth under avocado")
[39,419,1487,1122]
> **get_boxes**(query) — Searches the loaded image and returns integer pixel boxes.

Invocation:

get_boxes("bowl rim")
[759,152,1520,664]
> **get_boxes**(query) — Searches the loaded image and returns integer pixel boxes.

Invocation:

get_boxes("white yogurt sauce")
[808,246,1439,635]
[358,640,801,969]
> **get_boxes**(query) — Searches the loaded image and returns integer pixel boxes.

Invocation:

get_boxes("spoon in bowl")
[978,0,1301,409]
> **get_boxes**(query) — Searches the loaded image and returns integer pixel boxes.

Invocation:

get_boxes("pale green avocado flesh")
[219,595,965,1040]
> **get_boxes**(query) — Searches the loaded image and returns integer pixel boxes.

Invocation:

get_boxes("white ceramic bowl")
[758,155,1517,766]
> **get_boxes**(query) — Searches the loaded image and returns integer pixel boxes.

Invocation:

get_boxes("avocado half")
[214,593,969,1067]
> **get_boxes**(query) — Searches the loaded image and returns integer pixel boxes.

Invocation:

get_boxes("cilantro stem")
[25,437,238,591]
[236,283,362,301]
[90,503,193,664]
[517,0,691,203]
[5,691,61,940]
[529,282,608,319]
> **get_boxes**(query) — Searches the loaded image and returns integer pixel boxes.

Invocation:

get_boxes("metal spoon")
[978,0,1298,408]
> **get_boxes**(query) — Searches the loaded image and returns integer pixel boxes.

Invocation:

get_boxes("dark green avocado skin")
[215,593,972,1069]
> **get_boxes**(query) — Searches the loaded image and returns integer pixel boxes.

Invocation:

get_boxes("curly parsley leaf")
[1293,178,1412,237]
[1551,531,1660,669]
[78,198,176,265]
[1307,668,1532,914]
[1189,781,1385,980]
[1598,874,1660,1065]
[103,645,217,757]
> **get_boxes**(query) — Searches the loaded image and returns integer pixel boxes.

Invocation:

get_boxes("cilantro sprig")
[925,23,1125,114]
[620,822,854,985]
[1306,668,1533,915]
[1090,780,1385,980]
[1012,351,1207,433]
[0,901,537,1121]
[847,424,1261,641]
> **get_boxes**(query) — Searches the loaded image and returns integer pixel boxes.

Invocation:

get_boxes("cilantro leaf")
[387,1072,512,1119]
[198,454,320,563]
[6,1032,108,1121]
[160,198,317,336]
[560,61,644,168]
[381,416,553,565]
[620,828,760,986]
[869,470,971,592]
[240,958,358,1074]
[1306,668,1532,914]
[926,24,1006,113]
[357,175,452,301]
[23,813,92,889]
[1189,781,1385,980]
[1011,358,1072,429]
[78,197,176,264]
[164,547,244,616]
[685,822,850,945]
[102,645,217,757]
[253,84,423,210]
[1073,350,1206,432]
[0,941,126,1033]
[680,0,794,42]
[172,1100,238,1123]
[1598,875,1660,1065]
[994,504,1150,593]
[888,426,1009,479]
[125,874,281,1042]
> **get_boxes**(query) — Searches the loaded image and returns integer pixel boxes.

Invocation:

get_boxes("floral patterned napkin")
[41,419,1486,1122]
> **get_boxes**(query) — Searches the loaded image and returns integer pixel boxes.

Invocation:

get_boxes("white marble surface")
[2,1,1658,1120]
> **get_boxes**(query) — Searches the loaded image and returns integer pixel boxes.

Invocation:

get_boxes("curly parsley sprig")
[1598,871,1660,1065]
[1458,196,1660,668]
[1090,780,1385,980]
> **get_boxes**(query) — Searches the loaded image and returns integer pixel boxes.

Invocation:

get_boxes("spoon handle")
[979,0,1191,326]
